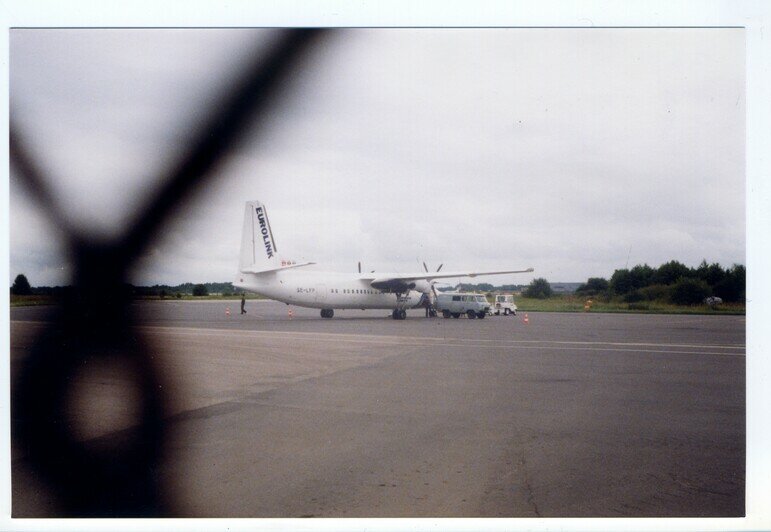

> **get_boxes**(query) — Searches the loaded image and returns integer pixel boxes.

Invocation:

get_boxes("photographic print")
[9,26,746,522]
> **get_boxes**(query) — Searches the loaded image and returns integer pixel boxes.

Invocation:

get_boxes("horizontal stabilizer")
[241,261,316,274]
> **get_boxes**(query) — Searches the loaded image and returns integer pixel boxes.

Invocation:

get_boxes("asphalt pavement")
[10,301,745,517]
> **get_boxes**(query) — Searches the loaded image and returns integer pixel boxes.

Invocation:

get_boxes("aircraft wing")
[368,268,534,291]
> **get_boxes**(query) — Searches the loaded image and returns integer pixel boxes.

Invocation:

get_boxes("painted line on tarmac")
[136,324,745,351]
[483,339,745,350]
[136,325,745,357]
[12,320,745,353]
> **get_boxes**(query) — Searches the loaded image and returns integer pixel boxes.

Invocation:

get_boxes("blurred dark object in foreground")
[10,29,327,517]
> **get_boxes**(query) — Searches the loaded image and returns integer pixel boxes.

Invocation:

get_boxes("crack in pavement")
[519,448,541,517]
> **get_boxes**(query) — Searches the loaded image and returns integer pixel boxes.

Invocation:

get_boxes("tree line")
[573,260,745,305]
[10,275,242,298]
[11,259,746,306]
[133,282,242,298]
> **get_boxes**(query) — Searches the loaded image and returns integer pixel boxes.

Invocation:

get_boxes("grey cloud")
[10,29,744,287]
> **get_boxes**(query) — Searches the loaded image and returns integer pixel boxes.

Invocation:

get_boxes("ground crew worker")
[240,294,246,314]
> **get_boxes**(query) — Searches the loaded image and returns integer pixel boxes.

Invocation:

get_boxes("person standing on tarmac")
[240,294,247,314]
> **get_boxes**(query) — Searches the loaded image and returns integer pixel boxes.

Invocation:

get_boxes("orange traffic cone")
[225,307,231,316]
[524,313,529,324]
[288,308,293,320]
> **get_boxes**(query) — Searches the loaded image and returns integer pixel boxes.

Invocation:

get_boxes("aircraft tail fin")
[239,200,315,274]
[239,200,280,273]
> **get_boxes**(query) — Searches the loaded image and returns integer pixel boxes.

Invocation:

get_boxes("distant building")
[549,282,582,293]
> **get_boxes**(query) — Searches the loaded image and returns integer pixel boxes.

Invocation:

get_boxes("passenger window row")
[329,288,382,295]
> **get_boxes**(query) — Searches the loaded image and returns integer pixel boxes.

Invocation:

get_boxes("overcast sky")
[9,28,745,286]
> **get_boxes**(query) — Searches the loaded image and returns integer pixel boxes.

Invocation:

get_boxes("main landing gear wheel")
[467,310,477,319]
[320,309,334,318]
[442,310,451,319]
[477,311,486,319]
[391,309,407,320]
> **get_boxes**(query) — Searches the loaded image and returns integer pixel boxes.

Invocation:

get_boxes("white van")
[436,292,491,319]
[492,294,518,315]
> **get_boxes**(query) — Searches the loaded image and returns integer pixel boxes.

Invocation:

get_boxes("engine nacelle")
[412,280,432,294]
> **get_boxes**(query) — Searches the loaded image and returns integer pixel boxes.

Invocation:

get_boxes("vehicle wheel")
[398,309,407,320]
[452,313,460,319]
[392,309,399,320]
[495,310,500,316]
[477,311,486,319]
[467,310,477,319]
[442,310,451,318]
[321,309,334,318]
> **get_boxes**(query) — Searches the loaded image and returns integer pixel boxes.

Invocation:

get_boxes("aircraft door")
[315,284,326,303]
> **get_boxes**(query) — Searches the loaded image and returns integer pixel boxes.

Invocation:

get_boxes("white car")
[492,294,518,315]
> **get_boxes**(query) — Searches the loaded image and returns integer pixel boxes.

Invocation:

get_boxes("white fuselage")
[234,270,424,310]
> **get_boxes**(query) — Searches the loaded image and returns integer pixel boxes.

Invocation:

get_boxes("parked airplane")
[233,200,534,319]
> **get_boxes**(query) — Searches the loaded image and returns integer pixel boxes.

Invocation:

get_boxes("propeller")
[422,261,444,273]
[357,261,375,274]
[420,261,445,307]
